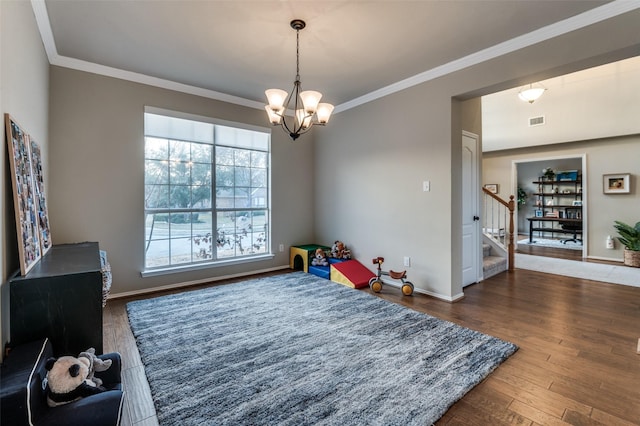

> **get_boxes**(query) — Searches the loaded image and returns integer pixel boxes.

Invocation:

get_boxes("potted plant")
[613,220,640,267]
[517,187,527,209]
[542,167,555,181]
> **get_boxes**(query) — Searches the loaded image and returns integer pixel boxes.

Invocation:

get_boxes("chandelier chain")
[295,28,300,81]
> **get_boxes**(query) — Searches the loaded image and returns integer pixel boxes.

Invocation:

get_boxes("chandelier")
[517,82,546,104]
[265,19,334,141]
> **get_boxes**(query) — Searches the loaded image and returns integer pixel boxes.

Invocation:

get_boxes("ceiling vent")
[529,115,545,127]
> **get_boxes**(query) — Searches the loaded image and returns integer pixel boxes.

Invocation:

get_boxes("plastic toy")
[331,259,375,289]
[369,257,414,296]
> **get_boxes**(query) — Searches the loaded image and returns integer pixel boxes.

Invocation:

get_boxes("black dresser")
[9,242,104,356]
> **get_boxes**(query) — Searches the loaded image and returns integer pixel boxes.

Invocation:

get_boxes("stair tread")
[483,255,507,264]
[483,255,508,279]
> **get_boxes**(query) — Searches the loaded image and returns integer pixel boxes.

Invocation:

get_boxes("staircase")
[481,188,516,279]
[483,241,508,279]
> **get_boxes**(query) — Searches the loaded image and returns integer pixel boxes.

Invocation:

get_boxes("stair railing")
[482,188,515,271]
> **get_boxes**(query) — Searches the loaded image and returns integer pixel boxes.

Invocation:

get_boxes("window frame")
[142,107,273,276]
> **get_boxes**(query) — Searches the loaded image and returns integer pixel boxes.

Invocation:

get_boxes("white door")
[462,132,481,287]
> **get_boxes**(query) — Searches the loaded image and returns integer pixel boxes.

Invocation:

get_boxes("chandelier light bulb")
[295,109,312,130]
[265,89,288,110]
[316,103,335,124]
[299,90,322,114]
[264,105,283,125]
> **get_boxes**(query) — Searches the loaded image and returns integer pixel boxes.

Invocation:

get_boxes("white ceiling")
[35,0,637,113]
[482,55,640,151]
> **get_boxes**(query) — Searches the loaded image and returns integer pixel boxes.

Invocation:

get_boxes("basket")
[624,249,640,268]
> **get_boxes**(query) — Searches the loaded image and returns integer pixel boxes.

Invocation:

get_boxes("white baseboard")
[114,267,464,303]
[380,279,463,302]
[586,255,624,263]
[109,265,290,299]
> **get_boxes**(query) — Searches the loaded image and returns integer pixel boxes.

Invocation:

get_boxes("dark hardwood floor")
[104,263,640,426]
[516,243,583,261]
[515,235,623,266]
[516,235,584,262]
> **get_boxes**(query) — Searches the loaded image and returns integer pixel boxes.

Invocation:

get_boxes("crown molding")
[31,0,56,63]
[54,55,266,110]
[336,1,640,113]
[31,0,640,114]
[29,0,264,110]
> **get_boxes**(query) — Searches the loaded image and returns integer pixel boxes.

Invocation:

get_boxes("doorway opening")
[513,155,586,261]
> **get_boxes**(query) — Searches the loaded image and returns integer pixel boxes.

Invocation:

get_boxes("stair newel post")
[508,195,515,271]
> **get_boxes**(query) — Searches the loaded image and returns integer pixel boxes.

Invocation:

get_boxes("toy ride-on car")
[369,257,414,296]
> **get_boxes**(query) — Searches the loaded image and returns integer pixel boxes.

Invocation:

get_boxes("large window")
[144,110,270,271]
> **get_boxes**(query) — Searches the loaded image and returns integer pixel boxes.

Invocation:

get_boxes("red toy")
[369,257,414,296]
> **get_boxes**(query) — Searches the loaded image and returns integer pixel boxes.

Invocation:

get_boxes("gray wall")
[2,2,640,348]
[313,9,640,300]
[315,85,461,299]
[483,136,640,261]
[48,67,316,295]
[0,0,50,358]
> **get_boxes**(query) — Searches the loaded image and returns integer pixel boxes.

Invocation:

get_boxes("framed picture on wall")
[603,173,630,194]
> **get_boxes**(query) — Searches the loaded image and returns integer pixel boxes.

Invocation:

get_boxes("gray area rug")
[127,272,517,425]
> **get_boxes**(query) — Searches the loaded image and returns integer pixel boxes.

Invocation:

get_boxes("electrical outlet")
[279,244,285,252]
[403,256,411,267]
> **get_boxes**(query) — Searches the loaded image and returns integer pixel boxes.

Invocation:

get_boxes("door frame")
[512,154,587,258]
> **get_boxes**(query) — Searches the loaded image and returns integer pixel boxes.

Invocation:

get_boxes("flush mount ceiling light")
[265,19,334,141]
[518,82,547,104]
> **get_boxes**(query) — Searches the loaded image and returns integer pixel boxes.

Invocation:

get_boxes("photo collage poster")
[30,139,53,253]
[5,114,52,275]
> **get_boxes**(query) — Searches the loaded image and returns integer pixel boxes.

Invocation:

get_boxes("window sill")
[141,253,275,278]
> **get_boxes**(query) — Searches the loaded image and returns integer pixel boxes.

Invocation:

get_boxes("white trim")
[30,0,56,64]
[123,264,288,297]
[27,338,50,426]
[142,111,272,273]
[336,1,640,112]
[586,255,624,264]
[30,0,640,113]
[512,153,587,258]
[30,0,265,111]
[46,57,267,110]
[417,287,465,303]
[141,254,276,278]
[144,106,271,134]
[380,279,464,302]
